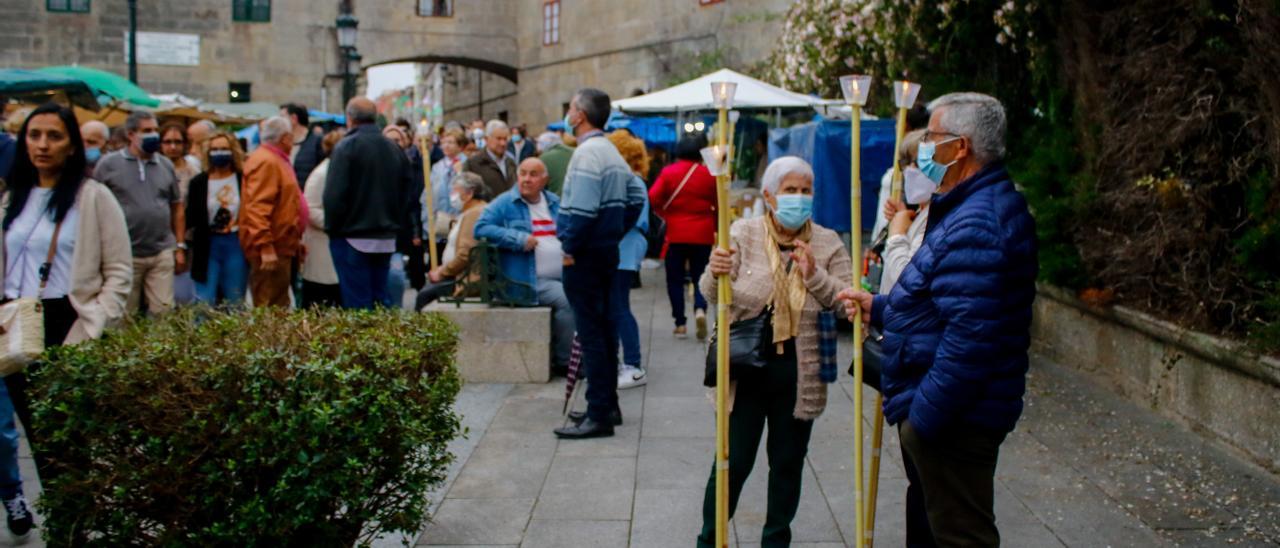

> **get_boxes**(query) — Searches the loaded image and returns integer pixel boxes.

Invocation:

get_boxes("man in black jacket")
[280,103,323,186]
[323,97,413,309]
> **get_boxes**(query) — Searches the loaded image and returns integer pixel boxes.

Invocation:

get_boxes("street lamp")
[336,12,359,50]
[337,11,360,105]
[343,50,363,106]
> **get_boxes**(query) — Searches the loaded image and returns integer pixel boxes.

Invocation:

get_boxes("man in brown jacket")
[462,119,516,198]
[240,115,302,307]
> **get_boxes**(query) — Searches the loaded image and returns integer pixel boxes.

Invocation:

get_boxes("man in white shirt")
[474,158,575,374]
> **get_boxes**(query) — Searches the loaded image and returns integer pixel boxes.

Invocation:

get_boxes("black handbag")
[849,326,885,392]
[703,307,772,387]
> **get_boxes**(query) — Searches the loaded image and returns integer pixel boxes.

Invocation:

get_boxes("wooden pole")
[714,105,731,548]
[850,103,866,548]
[417,136,439,271]
[865,103,910,548]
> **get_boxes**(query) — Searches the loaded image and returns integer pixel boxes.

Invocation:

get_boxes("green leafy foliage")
[31,307,463,546]
[763,0,1280,351]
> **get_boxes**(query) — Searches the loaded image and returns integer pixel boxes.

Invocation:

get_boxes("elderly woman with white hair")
[696,156,851,547]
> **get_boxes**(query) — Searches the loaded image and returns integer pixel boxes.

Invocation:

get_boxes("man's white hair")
[761,156,814,196]
[927,92,1006,164]
[536,131,562,152]
[485,119,509,137]
[80,120,109,140]
[260,115,291,144]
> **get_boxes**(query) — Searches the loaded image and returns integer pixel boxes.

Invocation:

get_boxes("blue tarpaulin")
[768,118,897,232]
[548,112,681,151]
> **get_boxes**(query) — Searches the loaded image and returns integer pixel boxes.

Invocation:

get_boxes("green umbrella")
[0,69,101,110]
[37,65,161,108]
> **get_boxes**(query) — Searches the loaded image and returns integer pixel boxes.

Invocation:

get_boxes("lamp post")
[127,0,138,83]
[343,50,363,106]
[336,11,359,105]
[838,73,872,548]
[705,80,736,548]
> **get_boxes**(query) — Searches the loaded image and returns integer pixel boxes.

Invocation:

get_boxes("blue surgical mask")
[209,150,233,168]
[772,194,813,230]
[916,137,960,185]
[84,146,101,164]
[140,132,161,154]
[511,134,523,144]
[563,113,576,133]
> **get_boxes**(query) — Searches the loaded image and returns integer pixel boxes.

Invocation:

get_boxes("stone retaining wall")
[1031,284,1280,472]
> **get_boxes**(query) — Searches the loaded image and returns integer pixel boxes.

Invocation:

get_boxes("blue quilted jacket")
[870,163,1038,441]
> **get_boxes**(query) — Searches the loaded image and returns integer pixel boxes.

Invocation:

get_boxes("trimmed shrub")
[31,306,462,546]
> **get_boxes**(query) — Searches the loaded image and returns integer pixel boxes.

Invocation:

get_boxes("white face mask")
[903,166,938,205]
[449,192,464,211]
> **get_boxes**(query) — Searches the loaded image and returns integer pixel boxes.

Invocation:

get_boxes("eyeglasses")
[924,130,961,142]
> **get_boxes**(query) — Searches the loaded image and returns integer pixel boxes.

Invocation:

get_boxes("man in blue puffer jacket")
[840,92,1037,547]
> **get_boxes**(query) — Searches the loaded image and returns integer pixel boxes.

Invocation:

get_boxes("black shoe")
[567,409,623,426]
[3,494,32,537]
[554,418,615,439]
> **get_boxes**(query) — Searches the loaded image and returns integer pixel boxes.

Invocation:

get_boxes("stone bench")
[423,302,551,383]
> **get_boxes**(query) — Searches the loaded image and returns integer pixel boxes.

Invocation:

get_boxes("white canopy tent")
[613,68,838,113]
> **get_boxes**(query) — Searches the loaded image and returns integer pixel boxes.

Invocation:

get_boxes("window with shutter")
[232,0,271,22]
[47,0,90,13]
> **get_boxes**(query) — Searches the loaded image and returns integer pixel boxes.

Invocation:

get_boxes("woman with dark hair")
[185,131,249,305]
[160,122,199,305]
[0,103,131,533]
[648,133,716,340]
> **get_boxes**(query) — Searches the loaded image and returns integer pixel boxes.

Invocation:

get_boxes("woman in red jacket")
[649,134,717,340]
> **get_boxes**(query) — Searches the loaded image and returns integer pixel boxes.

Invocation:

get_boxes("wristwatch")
[176,243,188,251]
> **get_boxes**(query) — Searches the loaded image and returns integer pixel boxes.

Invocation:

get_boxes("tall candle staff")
[863,79,921,548]
[838,74,872,548]
[417,119,439,270]
[705,80,737,548]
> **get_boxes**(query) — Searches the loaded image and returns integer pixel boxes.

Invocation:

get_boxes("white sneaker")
[617,365,647,389]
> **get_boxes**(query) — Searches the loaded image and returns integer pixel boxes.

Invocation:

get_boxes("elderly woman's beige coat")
[0,179,133,344]
[699,215,852,420]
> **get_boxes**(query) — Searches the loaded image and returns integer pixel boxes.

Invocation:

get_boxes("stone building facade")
[4,0,790,127]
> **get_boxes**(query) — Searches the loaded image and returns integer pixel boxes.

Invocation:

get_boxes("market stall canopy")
[37,65,160,108]
[0,69,101,111]
[613,69,836,113]
[198,101,279,120]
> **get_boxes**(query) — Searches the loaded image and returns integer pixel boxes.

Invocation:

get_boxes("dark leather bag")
[703,308,772,387]
[849,326,885,392]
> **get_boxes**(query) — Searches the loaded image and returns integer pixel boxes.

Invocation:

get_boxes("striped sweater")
[556,133,647,255]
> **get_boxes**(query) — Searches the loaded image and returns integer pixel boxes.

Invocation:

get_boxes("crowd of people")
[0,86,1037,547]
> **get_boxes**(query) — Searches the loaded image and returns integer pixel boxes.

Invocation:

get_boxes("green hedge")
[31,307,462,546]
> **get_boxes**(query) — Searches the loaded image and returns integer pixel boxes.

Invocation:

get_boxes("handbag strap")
[3,194,65,298]
[37,218,65,297]
[661,164,699,212]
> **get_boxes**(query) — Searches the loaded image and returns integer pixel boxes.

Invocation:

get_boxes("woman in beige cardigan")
[0,103,131,519]
[697,156,851,547]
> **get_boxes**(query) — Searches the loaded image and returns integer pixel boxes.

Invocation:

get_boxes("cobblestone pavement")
[1,268,1276,547]
[413,267,1280,548]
